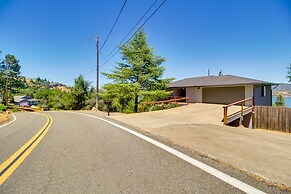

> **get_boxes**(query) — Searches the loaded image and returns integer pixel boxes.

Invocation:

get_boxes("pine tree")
[103,29,174,113]
[0,53,23,103]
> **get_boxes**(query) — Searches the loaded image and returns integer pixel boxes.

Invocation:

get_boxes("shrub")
[275,94,286,106]
[0,103,7,112]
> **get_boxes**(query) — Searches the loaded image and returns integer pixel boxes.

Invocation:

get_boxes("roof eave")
[169,82,277,88]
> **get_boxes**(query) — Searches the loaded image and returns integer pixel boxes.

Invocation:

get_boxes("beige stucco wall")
[186,87,202,103]
[245,85,253,106]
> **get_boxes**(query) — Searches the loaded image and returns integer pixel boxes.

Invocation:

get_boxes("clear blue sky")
[1,0,291,87]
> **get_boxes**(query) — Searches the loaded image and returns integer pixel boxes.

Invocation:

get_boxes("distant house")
[13,95,40,107]
[169,75,277,106]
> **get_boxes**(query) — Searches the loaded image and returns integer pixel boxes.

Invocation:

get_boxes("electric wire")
[100,0,167,69]
[61,52,111,84]
[99,0,127,51]
[61,0,167,84]
[101,0,159,62]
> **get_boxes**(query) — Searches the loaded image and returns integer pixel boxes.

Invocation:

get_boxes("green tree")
[0,54,22,104]
[103,29,174,113]
[71,75,90,110]
[287,63,291,82]
[84,87,96,110]
[275,94,286,106]
[34,77,50,88]
[100,83,140,113]
[0,51,3,101]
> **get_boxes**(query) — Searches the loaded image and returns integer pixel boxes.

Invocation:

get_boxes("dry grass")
[0,112,11,124]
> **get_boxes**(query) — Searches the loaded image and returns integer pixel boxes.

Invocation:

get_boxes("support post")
[240,101,245,125]
[5,72,8,106]
[5,63,9,106]
[96,35,99,110]
[223,107,228,125]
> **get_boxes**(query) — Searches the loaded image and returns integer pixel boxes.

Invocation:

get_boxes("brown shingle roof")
[169,75,276,88]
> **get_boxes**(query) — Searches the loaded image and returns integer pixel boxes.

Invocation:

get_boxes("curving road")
[0,112,287,193]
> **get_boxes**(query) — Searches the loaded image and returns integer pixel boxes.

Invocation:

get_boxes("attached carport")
[202,86,245,104]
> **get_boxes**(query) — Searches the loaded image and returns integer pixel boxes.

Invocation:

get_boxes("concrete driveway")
[106,103,291,190]
[110,103,242,130]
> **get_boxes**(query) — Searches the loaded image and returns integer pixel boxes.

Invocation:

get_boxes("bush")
[143,103,179,112]
[275,94,286,106]
[0,104,7,112]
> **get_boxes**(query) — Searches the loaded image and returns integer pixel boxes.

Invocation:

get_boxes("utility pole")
[5,71,8,106]
[92,35,99,110]
[5,63,9,106]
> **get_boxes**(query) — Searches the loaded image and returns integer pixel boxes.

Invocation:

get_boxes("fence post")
[223,107,228,125]
[239,102,245,125]
[142,103,144,112]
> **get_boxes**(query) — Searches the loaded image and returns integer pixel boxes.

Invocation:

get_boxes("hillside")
[25,77,70,92]
[273,83,291,97]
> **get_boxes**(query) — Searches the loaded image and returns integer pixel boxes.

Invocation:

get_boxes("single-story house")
[169,75,277,106]
[13,95,40,107]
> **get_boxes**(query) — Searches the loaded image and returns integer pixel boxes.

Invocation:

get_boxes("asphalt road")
[0,112,287,193]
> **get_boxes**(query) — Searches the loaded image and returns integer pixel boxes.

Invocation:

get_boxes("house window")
[261,86,267,97]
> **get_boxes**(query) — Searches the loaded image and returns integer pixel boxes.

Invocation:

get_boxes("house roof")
[169,75,277,88]
[13,95,38,103]
[13,96,29,103]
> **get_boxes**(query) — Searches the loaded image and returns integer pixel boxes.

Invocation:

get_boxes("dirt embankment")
[0,112,11,124]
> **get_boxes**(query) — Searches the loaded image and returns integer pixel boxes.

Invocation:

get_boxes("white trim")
[0,114,16,129]
[76,112,265,194]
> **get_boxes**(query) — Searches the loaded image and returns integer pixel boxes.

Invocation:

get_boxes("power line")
[101,0,159,67]
[61,52,112,84]
[61,0,167,84]
[45,37,91,64]
[62,66,96,84]
[100,0,167,69]
[99,0,127,51]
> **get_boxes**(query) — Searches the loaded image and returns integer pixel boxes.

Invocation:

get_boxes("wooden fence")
[253,106,291,133]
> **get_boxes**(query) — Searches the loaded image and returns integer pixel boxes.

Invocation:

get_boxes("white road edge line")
[0,114,16,129]
[77,112,265,194]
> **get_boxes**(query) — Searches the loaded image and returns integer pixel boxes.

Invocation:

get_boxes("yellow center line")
[0,113,53,185]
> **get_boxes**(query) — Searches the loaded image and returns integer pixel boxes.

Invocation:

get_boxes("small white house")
[13,95,39,107]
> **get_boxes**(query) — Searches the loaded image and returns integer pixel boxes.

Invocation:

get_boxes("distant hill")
[273,83,291,97]
[25,77,71,92]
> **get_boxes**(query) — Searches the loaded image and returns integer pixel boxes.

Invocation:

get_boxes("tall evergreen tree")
[0,53,22,103]
[103,29,174,113]
[71,75,90,110]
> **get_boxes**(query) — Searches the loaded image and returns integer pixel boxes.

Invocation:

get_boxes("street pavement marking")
[78,113,266,194]
[0,114,16,129]
[0,114,53,185]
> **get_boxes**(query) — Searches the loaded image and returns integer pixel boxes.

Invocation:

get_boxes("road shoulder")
[0,113,12,125]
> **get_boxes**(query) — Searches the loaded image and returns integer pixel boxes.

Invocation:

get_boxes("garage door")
[202,86,245,104]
